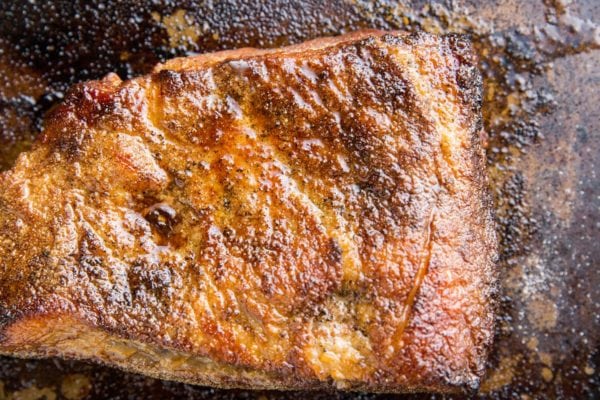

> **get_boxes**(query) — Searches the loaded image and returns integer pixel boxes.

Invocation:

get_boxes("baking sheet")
[0,1,598,399]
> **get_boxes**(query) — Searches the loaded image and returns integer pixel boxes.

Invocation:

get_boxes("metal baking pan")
[0,1,597,399]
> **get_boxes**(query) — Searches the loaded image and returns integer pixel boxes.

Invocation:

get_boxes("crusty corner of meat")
[0,30,497,393]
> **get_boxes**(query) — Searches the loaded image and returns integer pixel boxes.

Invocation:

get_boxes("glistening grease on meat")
[0,30,497,393]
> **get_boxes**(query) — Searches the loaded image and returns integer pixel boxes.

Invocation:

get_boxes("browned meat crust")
[0,30,497,393]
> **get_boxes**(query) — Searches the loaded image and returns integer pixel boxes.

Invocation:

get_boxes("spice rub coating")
[0,30,496,393]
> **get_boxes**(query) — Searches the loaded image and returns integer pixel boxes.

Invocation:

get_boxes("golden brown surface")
[0,30,497,393]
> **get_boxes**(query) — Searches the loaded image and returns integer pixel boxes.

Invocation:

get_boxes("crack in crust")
[391,210,436,355]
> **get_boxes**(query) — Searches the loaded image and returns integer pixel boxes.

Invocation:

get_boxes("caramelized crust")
[0,30,496,393]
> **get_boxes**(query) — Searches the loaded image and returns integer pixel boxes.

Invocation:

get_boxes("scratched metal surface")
[0,1,598,399]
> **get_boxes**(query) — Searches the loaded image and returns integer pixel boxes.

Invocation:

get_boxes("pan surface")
[0,1,598,399]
